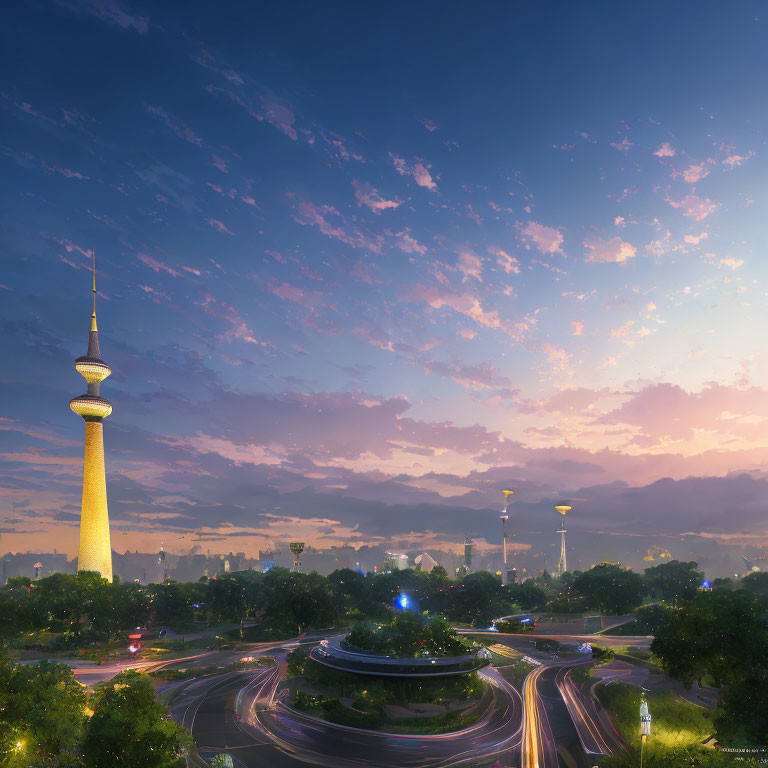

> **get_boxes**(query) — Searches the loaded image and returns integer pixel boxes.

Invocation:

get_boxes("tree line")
[1,557,747,645]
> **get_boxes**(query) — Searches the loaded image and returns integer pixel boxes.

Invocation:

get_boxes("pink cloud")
[145,105,202,145]
[136,251,180,277]
[352,180,401,213]
[410,284,502,331]
[609,137,633,151]
[395,230,427,255]
[719,256,744,270]
[413,163,437,190]
[487,246,520,275]
[267,282,306,303]
[42,162,89,180]
[293,201,383,253]
[599,382,768,445]
[422,360,507,390]
[200,293,275,347]
[678,162,711,184]
[683,232,708,245]
[540,343,573,375]
[456,250,483,282]
[390,154,438,190]
[666,194,719,221]
[322,132,364,163]
[517,221,564,254]
[207,218,235,236]
[212,155,228,173]
[418,117,439,132]
[722,152,752,168]
[570,319,584,336]
[653,142,676,157]
[259,96,297,140]
[584,236,636,263]
[193,50,245,85]
[61,0,149,33]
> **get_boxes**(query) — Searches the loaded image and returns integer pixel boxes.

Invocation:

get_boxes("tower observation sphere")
[70,253,113,581]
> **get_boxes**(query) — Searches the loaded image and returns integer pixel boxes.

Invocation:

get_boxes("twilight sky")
[2,0,768,574]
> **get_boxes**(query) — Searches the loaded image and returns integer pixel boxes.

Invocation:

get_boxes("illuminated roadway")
[165,650,523,768]
[161,628,640,768]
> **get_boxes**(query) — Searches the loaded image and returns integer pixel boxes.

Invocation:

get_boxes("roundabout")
[309,634,492,677]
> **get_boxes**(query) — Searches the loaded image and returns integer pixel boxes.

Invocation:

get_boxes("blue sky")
[2,0,768,574]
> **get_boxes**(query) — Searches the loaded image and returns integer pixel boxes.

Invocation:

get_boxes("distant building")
[414,552,438,572]
[384,552,410,571]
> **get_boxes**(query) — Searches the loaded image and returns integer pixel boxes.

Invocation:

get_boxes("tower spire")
[91,250,97,332]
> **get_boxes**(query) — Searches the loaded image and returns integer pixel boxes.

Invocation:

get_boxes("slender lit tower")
[500,490,514,584]
[289,542,305,573]
[70,253,113,581]
[555,505,571,576]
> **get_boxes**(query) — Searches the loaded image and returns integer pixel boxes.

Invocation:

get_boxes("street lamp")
[640,695,651,768]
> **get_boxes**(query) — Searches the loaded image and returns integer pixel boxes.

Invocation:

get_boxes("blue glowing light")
[520,617,532,623]
[395,593,410,610]
[701,579,712,589]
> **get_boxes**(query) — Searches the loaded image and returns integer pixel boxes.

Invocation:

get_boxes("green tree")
[651,589,768,687]
[449,571,510,627]
[263,569,337,634]
[82,670,192,768]
[573,564,645,615]
[741,571,768,597]
[644,560,703,603]
[506,580,547,611]
[633,602,675,635]
[714,672,768,747]
[327,569,382,618]
[0,654,87,768]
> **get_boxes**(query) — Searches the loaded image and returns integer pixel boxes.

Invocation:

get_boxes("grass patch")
[502,658,536,688]
[594,682,743,768]
[570,663,594,686]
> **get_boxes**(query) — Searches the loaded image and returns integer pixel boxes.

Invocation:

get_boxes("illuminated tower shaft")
[70,254,113,581]
[555,505,571,577]
[501,490,514,585]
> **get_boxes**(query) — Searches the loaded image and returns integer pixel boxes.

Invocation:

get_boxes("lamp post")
[640,695,651,768]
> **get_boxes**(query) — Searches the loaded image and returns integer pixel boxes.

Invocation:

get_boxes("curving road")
[166,657,523,768]
[162,629,633,768]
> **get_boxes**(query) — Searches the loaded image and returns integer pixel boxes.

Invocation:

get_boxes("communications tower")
[555,505,571,576]
[69,253,113,581]
[501,490,514,584]
[289,542,305,572]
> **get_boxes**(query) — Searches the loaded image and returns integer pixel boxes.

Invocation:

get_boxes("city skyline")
[3,2,768,576]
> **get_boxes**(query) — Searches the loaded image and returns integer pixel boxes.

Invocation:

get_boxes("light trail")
[520,664,558,768]
[555,665,613,755]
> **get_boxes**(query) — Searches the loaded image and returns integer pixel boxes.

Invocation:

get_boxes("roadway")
[43,623,636,767]
[166,657,524,768]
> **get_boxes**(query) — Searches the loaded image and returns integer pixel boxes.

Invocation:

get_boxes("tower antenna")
[91,250,97,331]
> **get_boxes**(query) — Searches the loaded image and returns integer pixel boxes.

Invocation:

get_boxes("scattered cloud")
[352,180,401,213]
[584,236,636,263]
[517,221,564,254]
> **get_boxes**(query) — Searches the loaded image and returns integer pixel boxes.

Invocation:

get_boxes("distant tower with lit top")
[500,490,514,584]
[290,542,305,573]
[555,505,571,576]
[69,253,113,581]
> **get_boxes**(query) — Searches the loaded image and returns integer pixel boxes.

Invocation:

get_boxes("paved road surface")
[166,659,523,768]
